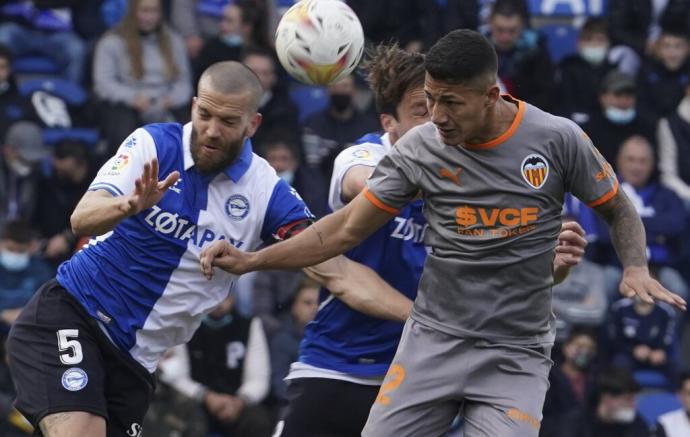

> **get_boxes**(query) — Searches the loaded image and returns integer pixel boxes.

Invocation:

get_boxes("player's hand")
[620,266,686,311]
[200,240,254,279]
[554,221,587,268]
[120,159,179,217]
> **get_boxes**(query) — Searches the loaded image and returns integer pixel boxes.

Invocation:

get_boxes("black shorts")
[275,377,379,437]
[6,279,155,436]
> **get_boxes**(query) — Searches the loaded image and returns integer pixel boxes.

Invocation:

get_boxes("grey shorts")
[362,318,553,437]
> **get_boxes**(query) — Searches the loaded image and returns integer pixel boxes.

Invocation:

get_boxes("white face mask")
[0,249,30,271]
[580,45,608,64]
[278,170,295,185]
[610,407,636,424]
[8,159,32,177]
[605,107,636,124]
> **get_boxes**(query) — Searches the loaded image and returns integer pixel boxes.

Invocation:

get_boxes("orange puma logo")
[440,167,462,185]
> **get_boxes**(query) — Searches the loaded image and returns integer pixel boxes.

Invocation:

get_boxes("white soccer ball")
[275,0,364,85]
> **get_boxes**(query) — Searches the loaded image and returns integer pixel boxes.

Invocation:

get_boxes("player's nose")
[429,103,448,126]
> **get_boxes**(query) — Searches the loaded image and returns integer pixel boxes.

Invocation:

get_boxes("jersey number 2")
[57,329,83,365]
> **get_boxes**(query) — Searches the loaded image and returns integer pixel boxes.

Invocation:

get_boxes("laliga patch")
[225,195,250,221]
[61,367,88,391]
[110,154,130,172]
[351,148,372,160]
[521,154,549,189]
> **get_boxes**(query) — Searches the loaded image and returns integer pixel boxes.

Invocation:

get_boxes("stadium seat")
[539,23,579,63]
[634,370,672,390]
[637,391,682,426]
[528,0,609,17]
[13,55,61,75]
[289,85,329,123]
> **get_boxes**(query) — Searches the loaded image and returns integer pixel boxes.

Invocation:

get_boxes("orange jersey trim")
[464,95,525,150]
[363,188,400,215]
[587,179,620,208]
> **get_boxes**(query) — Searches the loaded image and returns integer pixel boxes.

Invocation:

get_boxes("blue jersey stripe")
[89,182,125,196]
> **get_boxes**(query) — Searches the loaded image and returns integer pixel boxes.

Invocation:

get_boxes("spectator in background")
[556,17,618,124]
[347,0,424,52]
[194,2,270,82]
[93,0,192,152]
[485,0,554,110]
[33,140,93,266]
[637,26,690,123]
[241,47,300,151]
[655,372,690,437]
[0,1,86,84]
[561,367,649,437]
[657,76,690,205]
[421,0,479,51]
[607,296,676,380]
[0,220,52,334]
[251,269,304,338]
[581,71,655,167]
[592,136,688,300]
[302,74,378,189]
[0,46,30,142]
[269,277,319,403]
[159,294,273,437]
[541,326,599,437]
[0,121,48,227]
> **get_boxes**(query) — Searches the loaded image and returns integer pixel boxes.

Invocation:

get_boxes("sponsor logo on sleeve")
[107,154,130,175]
[351,149,372,160]
[521,154,549,189]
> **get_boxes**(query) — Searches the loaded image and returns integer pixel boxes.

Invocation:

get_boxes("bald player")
[200,31,687,436]
[5,61,386,437]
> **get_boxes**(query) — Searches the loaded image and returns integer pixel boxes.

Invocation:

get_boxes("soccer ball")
[275,0,365,85]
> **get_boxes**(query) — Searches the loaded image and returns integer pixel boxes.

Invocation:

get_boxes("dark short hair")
[54,139,90,164]
[596,367,640,399]
[1,220,34,244]
[580,17,608,39]
[0,44,12,63]
[490,0,529,22]
[565,325,598,345]
[425,29,497,87]
[258,131,300,161]
[360,43,425,117]
[240,45,276,65]
[677,371,690,390]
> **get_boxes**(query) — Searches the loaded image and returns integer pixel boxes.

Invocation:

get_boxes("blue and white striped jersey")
[57,122,312,372]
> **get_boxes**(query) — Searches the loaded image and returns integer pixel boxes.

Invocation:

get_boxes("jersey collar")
[182,122,254,182]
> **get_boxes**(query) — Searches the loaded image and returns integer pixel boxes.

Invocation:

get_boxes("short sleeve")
[88,129,158,196]
[260,179,314,243]
[563,123,619,208]
[365,145,419,213]
[328,143,386,211]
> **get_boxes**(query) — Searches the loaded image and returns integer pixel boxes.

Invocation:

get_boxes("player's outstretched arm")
[71,159,179,236]
[200,192,395,276]
[305,256,413,322]
[553,221,587,285]
[594,190,686,310]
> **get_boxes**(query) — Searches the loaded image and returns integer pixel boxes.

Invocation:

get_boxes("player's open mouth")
[438,128,455,135]
[202,144,219,152]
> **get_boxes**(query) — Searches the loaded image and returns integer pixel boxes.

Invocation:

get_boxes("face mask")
[278,170,295,185]
[605,107,636,124]
[571,351,593,370]
[330,94,352,112]
[0,249,30,271]
[610,407,636,424]
[8,159,32,177]
[202,313,233,329]
[580,46,607,65]
[221,33,243,47]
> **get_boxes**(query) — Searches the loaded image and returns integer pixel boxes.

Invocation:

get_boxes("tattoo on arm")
[593,190,647,268]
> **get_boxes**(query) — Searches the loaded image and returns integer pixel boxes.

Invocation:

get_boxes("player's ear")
[246,112,263,138]
[380,113,398,136]
[485,84,500,107]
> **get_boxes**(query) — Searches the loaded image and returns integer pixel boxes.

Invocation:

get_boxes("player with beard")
[5,60,392,437]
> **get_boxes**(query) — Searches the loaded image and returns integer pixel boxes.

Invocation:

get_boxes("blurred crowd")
[1,0,690,436]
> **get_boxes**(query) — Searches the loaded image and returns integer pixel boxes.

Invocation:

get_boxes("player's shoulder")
[335,141,385,166]
[393,122,438,155]
[521,102,587,144]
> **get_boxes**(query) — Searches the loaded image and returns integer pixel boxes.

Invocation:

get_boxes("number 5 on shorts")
[375,364,405,406]
[57,329,83,365]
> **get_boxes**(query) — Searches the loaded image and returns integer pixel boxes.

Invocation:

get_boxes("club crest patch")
[62,367,88,391]
[521,154,549,189]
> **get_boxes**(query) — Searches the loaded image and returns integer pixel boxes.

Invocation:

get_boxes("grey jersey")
[365,97,618,345]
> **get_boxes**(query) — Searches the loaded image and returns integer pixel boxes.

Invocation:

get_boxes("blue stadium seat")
[42,128,99,147]
[13,55,61,75]
[528,0,608,17]
[635,370,672,390]
[18,78,88,106]
[289,85,329,123]
[539,24,579,63]
[637,391,681,426]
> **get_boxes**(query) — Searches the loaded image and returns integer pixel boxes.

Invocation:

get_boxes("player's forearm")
[70,191,131,237]
[596,191,648,269]
[306,257,413,322]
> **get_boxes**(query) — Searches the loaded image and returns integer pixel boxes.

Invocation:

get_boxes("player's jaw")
[190,126,246,174]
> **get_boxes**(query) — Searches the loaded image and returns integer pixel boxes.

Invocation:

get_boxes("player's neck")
[465,98,518,146]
